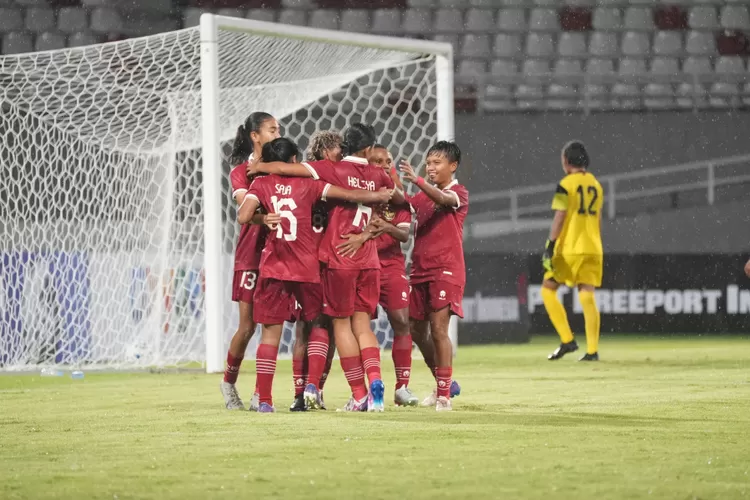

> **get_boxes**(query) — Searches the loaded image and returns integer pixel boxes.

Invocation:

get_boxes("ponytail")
[229,111,276,166]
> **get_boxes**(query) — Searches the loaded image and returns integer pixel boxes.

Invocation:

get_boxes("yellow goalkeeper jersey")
[550,171,603,257]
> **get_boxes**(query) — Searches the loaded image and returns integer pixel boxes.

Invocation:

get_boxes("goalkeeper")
[541,141,604,362]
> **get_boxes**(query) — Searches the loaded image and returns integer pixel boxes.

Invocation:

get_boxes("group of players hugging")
[219,112,468,413]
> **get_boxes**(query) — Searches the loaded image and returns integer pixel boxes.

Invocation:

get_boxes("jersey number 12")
[576,185,598,216]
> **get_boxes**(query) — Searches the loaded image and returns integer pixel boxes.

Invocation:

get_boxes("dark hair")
[562,140,589,168]
[230,111,275,166]
[373,143,387,150]
[426,140,461,165]
[261,137,299,164]
[341,123,377,156]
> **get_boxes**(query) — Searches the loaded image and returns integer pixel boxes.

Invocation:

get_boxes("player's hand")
[399,160,419,184]
[263,213,281,230]
[375,187,392,204]
[744,258,750,278]
[542,239,555,272]
[246,157,260,178]
[336,232,368,258]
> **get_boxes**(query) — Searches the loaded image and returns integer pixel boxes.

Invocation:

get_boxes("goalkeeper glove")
[542,239,556,272]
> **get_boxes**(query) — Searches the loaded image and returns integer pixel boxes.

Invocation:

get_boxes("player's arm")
[399,161,458,208]
[543,184,569,271]
[372,218,409,243]
[247,159,318,179]
[324,185,392,205]
[237,194,261,225]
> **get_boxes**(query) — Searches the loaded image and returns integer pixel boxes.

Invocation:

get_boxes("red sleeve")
[246,177,264,206]
[311,179,331,201]
[393,205,412,227]
[445,184,469,211]
[230,164,249,198]
[301,159,335,183]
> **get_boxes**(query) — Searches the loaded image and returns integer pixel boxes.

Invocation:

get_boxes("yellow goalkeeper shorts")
[544,254,603,288]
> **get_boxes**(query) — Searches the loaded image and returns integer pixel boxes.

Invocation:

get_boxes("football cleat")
[303,383,322,410]
[339,394,368,412]
[579,352,599,362]
[319,390,327,410]
[368,379,385,412]
[435,395,452,412]
[248,392,260,412]
[394,385,419,407]
[450,380,461,398]
[548,340,579,360]
[220,381,245,410]
[289,394,307,412]
[256,402,275,413]
[421,380,462,407]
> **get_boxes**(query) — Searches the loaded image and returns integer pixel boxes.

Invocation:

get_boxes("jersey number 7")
[352,203,372,229]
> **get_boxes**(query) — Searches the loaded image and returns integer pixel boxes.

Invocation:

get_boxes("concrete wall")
[456,111,750,194]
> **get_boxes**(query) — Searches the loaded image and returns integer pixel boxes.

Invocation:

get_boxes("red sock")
[320,353,334,390]
[391,335,413,389]
[223,353,243,384]
[360,346,381,385]
[255,344,278,406]
[306,327,329,389]
[340,356,367,400]
[292,354,305,397]
[436,366,452,399]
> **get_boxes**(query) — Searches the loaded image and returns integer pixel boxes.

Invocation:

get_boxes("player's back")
[247,174,329,283]
[556,172,603,257]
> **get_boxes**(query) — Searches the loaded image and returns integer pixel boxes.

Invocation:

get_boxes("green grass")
[2,336,750,500]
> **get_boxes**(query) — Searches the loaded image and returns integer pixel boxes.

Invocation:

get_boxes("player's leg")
[352,269,384,412]
[381,272,418,406]
[290,319,308,411]
[221,270,258,410]
[542,274,578,360]
[428,303,453,411]
[576,256,602,361]
[318,325,335,410]
[322,268,368,411]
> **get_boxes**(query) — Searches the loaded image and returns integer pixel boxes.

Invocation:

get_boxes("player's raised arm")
[248,160,317,179]
[325,185,392,205]
[400,152,459,208]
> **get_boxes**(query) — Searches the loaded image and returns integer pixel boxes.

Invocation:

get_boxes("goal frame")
[199,14,455,374]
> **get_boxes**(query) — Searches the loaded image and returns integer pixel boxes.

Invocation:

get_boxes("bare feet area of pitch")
[1,337,749,500]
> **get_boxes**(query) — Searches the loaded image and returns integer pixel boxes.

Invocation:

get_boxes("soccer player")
[238,137,391,412]
[542,140,603,362]
[401,141,468,412]
[249,123,404,412]
[220,112,280,410]
[367,145,419,407]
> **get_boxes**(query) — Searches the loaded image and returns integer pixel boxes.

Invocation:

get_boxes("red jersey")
[409,180,469,286]
[246,174,332,283]
[376,203,412,275]
[311,200,328,248]
[302,156,395,270]
[230,161,266,271]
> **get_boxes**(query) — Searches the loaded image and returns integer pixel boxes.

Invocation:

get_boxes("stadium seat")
[461,34,491,59]
[122,11,178,37]
[654,5,688,31]
[562,0,595,6]
[592,8,622,30]
[35,31,66,51]
[624,7,654,31]
[465,8,494,32]
[716,31,750,56]
[687,6,718,30]
[283,0,315,7]
[182,7,206,28]
[611,83,641,110]
[57,7,87,34]
[529,9,559,31]
[621,31,651,57]
[653,31,683,56]
[676,82,708,109]
[25,8,56,32]
[497,9,526,32]
[589,32,618,57]
[515,84,544,110]
[408,0,435,7]
[709,82,740,108]
[2,32,33,53]
[458,59,486,80]
[533,0,558,6]
[433,34,459,54]
[554,58,582,76]
[68,31,98,47]
[522,58,549,75]
[547,83,578,110]
[401,9,431,34]
[715,55,746,74]
[0,8,23,33]
[247,9,277,22]
[629,0,656,5]
[644,83,675,109]
[586,58,614,75]
[685,30,716,56]
[650,56,680,75]
[90,8,122,34]
[558,32,586,57]
[14,0,47,5]
[434,8,463,33]
[493,33,522,58]
[525,32,554,58]
[278,9,307,26]
[437,0,469,7]
[490,59,517,77]
[682,56,712,76]
[559,7,592,32]
[742,83,750,107]
[720,5,750,31]
[469,0,497,6]
[216,8,245,19]
[339,10,369,31]
[308,9,339,30]
[619,58,648,77]
[371,9,400,33]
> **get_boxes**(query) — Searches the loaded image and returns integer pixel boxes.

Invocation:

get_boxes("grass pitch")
[1,336,749,500]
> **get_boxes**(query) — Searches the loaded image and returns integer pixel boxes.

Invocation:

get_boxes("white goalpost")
[0,15,455,372]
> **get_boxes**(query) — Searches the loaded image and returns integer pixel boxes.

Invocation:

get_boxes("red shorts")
[253,278,323,325]
[322,268,380,318]
[231,270,258,304]
[409,279,464,321]
[379,272,410,312]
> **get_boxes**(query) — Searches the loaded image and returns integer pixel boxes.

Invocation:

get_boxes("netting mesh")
[0,22,440,370]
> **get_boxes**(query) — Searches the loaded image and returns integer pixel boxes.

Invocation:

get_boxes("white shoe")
[421,389,437,407]
[394,385,419,407]
[220,381,245,410]
[435,396,452,412]
[248,392,260,411]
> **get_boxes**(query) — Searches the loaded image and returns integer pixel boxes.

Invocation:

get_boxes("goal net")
[0,16,454,371]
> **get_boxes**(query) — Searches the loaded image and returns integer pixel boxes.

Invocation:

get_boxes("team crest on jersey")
[382,206,395,221]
